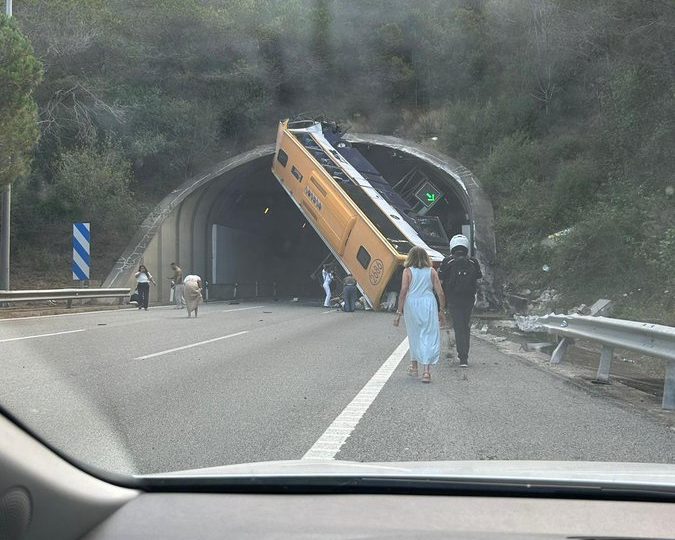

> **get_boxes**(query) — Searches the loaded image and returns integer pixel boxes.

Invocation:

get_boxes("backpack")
[439,256,480,298]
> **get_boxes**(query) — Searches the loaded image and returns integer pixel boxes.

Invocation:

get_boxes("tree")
[0,14,43,187]
[51,143,138,237]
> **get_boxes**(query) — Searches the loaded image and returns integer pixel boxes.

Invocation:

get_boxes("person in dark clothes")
[134,264,157,311]
[438,235,482,367]
[342,274,358,312]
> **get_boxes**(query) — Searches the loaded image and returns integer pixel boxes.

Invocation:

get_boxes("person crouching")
[183,274,203,318]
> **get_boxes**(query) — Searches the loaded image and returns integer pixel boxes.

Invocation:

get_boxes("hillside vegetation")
[5,0,674,322]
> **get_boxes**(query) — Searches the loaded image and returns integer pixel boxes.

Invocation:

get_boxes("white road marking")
[221,306,263,313]
[0,308,137,322]
[0,329,85,343]
[134,331,249,360]
[0,301,252,323]
[302,337,409,461]
[321,310,334,314]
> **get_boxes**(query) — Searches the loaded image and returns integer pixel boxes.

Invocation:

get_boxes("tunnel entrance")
[207,158,327,300]
[205,146,470,302]
[357,144,472,242]
[105,135,496,308]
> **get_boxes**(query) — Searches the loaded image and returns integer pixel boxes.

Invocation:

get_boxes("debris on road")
[521,342,555,353]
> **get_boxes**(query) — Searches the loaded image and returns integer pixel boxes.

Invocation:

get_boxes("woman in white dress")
[394,247,446,383]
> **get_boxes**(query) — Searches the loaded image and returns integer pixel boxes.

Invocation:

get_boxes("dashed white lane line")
[134,331,249,360]
[302,337,409,461]
[0,329,85,343]
[321,310,334,314]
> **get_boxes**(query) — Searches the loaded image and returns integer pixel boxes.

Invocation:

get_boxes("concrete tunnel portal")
[104,134,498,308]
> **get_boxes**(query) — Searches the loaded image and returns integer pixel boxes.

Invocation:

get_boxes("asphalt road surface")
[1,300,673,475]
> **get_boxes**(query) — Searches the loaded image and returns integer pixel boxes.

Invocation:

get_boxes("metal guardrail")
[0,288,131,308]
[531,313,675,410]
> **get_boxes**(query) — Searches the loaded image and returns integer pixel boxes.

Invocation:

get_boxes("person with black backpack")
[438,234,482,367]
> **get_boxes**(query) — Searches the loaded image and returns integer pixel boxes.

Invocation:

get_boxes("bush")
[50,143,140,239]
[550,158,600,225]
[549,199,650,300]
[441,96,537,162]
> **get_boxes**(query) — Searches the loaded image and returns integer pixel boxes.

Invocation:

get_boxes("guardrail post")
[67,298,72,309]
[273,281,277,298]
[594,345,613,384]
[233,282,238,299]
[550,337,570,364]
[255,281,259,297]
[663,360,675,410]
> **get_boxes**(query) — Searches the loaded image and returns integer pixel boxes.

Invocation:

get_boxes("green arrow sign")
[415,182,442,208]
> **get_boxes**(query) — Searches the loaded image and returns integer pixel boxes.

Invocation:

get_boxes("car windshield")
[0,0,673,480]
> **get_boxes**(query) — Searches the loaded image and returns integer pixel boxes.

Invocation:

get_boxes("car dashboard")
[1,414,673,540]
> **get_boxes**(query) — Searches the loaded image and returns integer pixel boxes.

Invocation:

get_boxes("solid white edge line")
[0,308,139,322]
[0,301,251,323]
[221,306,263,313]
[0,329,86,343]
[302,337,409,461]
[134,331,249,360]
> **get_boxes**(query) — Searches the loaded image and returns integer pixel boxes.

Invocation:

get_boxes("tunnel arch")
[104,135,498,307]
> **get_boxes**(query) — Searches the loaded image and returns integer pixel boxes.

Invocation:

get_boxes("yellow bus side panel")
[272,121,406,308]
[273,132,357,256]
[341,218,404,307]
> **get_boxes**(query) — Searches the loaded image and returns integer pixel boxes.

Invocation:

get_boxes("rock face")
[568,303,592,315]
[521,342,555,353]
[566,298,614,316]
[515,315,544,332]
[505,287,562,316]
[589,298,614,316]
[526,289,561,315]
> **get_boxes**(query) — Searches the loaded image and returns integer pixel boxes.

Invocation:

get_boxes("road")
[1,300,674,475]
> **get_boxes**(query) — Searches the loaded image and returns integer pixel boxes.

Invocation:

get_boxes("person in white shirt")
[169,262,185,309]
[321,266,333,308]
[183,274,203,318]
[134,265,156,311]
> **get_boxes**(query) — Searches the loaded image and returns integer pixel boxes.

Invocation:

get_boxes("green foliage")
[50,143,139,238]
[0,15,43,187]
[551,201,646,293]
[439,96,537,164]
[654,228,675,288]
[550,158,600,225]
[4,0,673,322]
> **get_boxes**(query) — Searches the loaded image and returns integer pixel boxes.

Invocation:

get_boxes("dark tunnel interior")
[206,145,469,301]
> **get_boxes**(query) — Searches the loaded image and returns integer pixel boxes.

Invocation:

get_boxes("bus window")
[276,149,288,167]
[357,246,371,269]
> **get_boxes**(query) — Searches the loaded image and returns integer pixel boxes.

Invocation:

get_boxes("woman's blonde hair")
[404,246,431,268]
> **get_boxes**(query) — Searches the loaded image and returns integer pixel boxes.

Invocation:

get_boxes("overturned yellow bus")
[271,119,447,309]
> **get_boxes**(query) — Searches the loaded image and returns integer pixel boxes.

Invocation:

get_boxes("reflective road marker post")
[72,223,91,282]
